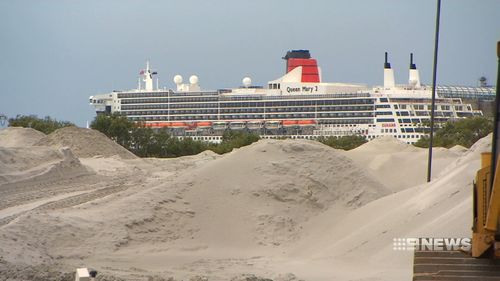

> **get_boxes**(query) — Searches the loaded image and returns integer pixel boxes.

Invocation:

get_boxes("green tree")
[414,116,492,148]
[90,113,134,148]
[317,135,367,150]
[130,126,156,157]
[8,115,73,134]
[176,137,208,157]
[209,130,260,154]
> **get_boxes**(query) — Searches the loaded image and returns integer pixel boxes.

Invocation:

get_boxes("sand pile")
[353,136,419,153]
[0,139,389,280]
[0,146,92,186]
[35,126,137,159]
[285,134,491,281]
[346,136,464,191]
[0,127,46,147]
[0,135,491,281]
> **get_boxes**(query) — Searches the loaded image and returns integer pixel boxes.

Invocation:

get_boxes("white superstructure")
[90,50,482,144]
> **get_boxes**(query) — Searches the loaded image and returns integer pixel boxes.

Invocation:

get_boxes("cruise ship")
[89,50,484,144]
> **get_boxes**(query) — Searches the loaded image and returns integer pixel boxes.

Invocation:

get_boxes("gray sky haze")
[1,0,499,126]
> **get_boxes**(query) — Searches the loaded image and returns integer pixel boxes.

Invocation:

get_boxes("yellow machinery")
[413,42,500,280]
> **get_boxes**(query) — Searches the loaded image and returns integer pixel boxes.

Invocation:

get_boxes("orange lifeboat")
[297,120,317,126]
[196,121,213,128]
[144,122,159,128]
[170,122,188,128]
[143,122,172,128]
[282,120,298,127]
[158,122,172,128]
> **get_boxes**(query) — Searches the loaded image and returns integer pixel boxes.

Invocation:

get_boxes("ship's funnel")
[408,53,421,88]
[282,50,320,83]
[383,52,395,89]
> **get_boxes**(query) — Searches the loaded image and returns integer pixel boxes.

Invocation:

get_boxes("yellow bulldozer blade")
[413,249,500,281]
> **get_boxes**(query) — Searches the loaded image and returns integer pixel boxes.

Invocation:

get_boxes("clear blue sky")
[0,0,499,127]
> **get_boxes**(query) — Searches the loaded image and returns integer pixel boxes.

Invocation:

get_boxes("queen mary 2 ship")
[89,50,483,144]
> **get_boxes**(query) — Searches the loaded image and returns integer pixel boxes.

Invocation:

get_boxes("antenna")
[384,52,391,69]
[410,53,416,69]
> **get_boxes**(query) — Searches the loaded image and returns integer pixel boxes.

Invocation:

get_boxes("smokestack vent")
[384,52,391,69]
[410,53,417,70]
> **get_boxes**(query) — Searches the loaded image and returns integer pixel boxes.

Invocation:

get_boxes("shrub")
[317,135,367,150]
[414,116,492,148]
[8,115,74,134]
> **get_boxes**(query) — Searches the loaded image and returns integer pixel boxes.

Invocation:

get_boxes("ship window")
[376,118,395,122]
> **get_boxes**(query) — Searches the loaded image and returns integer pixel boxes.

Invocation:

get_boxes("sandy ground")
[0,127,490,281]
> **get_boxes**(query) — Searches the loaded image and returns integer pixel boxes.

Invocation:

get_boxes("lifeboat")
[170,122,188,128]
[196,121,213,128]
[158,122,172,128]
[144,122,171,128]
[297,120,317,126]
[282,120,298,127]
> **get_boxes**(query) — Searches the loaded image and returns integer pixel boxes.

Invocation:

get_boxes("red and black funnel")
[282,50,320,83]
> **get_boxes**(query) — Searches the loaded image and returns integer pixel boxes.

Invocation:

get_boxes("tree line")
[7,114,493,157]
[90,113,261,157]
[414,116,492,148]
[8,115,74,134]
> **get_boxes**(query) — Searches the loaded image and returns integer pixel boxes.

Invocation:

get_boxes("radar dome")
[173,75,183,85]
[242,77,252,88]
[189,75,199,84]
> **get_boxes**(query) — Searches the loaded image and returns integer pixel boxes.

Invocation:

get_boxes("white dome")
[173,75,183,85]
[189,75,199,84]
[242,77,252,88]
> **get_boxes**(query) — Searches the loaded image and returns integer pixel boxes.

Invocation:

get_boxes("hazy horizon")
[1,0,499,127]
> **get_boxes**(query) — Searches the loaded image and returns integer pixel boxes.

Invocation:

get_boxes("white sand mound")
[0,146,93,186]
[0,135,491,281]
[449,144,468,153]
[0,139,389,280]
[346,136,463,191]
[353,136,419,153]
[35,126,137,159]
[286,134,491,280]
[0,127,46,147]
